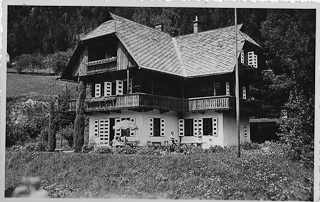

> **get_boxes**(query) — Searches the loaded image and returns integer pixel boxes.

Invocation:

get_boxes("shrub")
[241,142,261,150]
[24,142,47,152]
[207,145,225,153]
[118,145,137,154]
[95,146,113,154]
[81,144,94,153]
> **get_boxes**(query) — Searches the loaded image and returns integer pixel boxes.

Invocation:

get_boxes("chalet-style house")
[61,13,263,148]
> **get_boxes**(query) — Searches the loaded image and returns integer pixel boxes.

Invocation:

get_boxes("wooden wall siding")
[78,47,88,76]
[117,41,135,70]
[87,60,117,74]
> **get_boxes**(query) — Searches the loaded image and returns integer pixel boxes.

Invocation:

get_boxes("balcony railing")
[185,96,231,111]
[69,94,257,113]
[87,57,117,74]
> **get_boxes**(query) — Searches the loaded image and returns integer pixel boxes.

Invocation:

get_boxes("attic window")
[240,50,258,68]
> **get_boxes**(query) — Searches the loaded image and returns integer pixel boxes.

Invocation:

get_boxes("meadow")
[5,144,313,200]
[6,72,76,98]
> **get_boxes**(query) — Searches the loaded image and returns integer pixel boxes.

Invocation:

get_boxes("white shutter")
[116,80,123,95]
[248,51,255,67]
[94,120,99,137]
[149,118,154,136]
[128,79,133,94]
[240,50,244,64]
[104,82,112,96]
[243,87,247,99]
[226,82,230,96]
[243,125,248,137]
[99,119,109,146]
[115,118,121,137]
[130,118,136,137]
[253,54,258,68]
[198,119,203,136]
[95,83,101,98]
[212,118,218,137]
[178,119,184,136]
[160,119,165,136]
[193,119,198,137]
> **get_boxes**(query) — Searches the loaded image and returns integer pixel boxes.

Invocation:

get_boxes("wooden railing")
[87,57,117,74]
[69,94,257,113]
[185,96,231,111]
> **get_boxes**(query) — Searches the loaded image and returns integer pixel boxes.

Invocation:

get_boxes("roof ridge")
[171,37,186,77]
[176,24,243,38]
[110,12,172,38]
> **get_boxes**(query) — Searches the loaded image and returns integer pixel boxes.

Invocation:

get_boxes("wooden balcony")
[69,93,183,112]
[69,94,258,113]
[86,57,117,74]
[184,96,232,111]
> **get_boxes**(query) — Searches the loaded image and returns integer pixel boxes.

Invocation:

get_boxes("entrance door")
[99,119,109,146]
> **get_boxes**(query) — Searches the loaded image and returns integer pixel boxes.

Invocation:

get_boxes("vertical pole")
[235,8,241,158]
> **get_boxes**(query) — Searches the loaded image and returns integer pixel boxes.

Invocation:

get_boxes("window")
[203,118,213,136]
[184,119,193,136]
[153,118,161,137]
[150,118,164,137]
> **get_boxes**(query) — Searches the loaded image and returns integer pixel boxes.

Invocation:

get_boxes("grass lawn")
[5,149,313,200]
[6,72,76,98]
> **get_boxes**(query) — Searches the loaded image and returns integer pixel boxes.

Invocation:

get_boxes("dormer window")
[240,50,258,68]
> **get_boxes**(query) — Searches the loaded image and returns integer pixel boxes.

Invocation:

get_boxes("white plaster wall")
[89,109,180,146]
[182,111,224,147]
[222,111,250,147]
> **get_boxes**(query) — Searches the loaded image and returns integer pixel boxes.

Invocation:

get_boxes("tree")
[260,9,315,162]
[45,49,73,75]
[73,80,86,152]
[48,98,57,152]
[14,54,44,73]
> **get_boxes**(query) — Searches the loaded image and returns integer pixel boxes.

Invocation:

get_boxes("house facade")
[61,13,263,148]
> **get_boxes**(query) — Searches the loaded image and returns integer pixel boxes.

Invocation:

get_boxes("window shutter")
[212,118,218,137]
[104,82,112,96]
[178,119,184,136]
[94,120,99,137]
[99,119,109,146]
[193,119,198,137]
[130,118,136,137]
[116,80,123,95]
[240,50,244,64]
[160,119,165,136]
[129,79,133,94]
[115,118,121,137]
[198,119,203,136]
[248,51,255,67]
[226,82,230,96]
[243,125,248,137]
[253,54,258,68]
[149,118,154,136]
[95,83,101,98]
[243,87,247,99]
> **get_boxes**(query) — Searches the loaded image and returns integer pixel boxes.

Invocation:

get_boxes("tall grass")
[5,149,313,200]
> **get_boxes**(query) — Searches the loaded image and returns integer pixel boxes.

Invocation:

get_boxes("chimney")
[154,23,164,32]
[193,15,200,33]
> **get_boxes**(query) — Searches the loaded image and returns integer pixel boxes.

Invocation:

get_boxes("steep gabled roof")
[63,13,261,79]
[175,24,248,77]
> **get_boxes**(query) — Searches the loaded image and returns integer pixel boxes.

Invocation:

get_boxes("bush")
[241,142,261,150]
[24,142,47,152]
[116,145,137,154]
[207,145,225,153]
[95,146,113,154]
[81,144,94,153]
